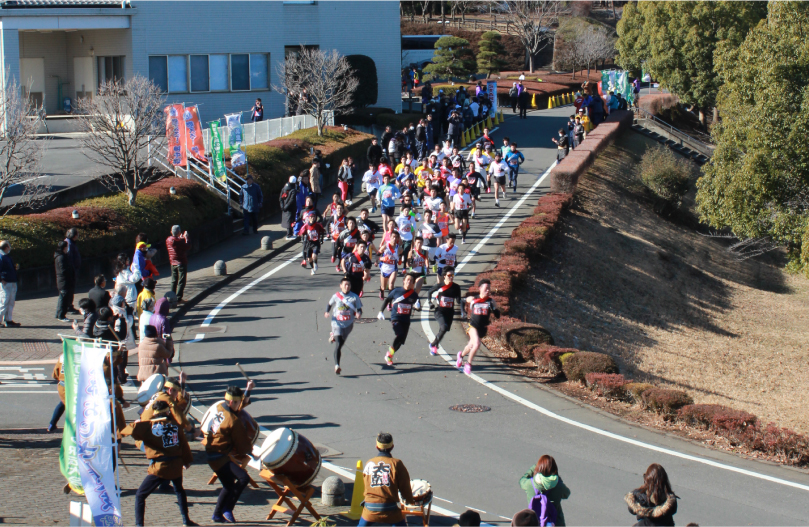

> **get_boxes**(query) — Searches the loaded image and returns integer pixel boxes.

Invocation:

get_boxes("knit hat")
[511,509,538,526]
[289,176,297,184]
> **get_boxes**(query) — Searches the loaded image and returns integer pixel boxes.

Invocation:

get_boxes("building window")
[250,53,269,90]
[168,55,188,93]
[230,54,249,91]
[98,56,124,87]
[190,55,209,92]
[148,56,168,92]
[210,54,228,91]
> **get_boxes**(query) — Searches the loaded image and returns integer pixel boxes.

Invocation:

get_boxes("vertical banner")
[486,81,498,116]
[76,343,122,526]
[225,113,246,168]
[59,339,83,495]
[164,104,187,167]
[210,121,227,181]
[183,105,207,163]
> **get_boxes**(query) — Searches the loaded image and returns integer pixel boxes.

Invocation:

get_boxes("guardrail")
[633,107,713,158]
[201,111,334,150]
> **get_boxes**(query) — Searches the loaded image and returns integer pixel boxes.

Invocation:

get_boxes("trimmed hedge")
[641,387,693,415]
[624,382,654,403]
[533,345,578,375]
[503,322,554,362]
[585,373,628,399]
[678,404,758,433]
[562,351,619,382]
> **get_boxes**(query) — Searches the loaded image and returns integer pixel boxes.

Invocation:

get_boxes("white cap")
[289,176,297,183]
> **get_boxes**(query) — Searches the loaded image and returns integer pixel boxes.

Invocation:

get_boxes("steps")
[631,123,710,165]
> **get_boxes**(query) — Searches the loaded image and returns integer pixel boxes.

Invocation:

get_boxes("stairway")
[631,109,713,166]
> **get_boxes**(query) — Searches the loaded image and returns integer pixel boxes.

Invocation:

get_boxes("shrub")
[759,424,809,466]
[585,373,628,399]
[562,351,619,382]
[495,253,530,283]
[345,55,378,108]
[624,382,654,403]
[533,345,578,375]
[639,93,679,116]
[559,352,576,365]
[486,315,520,341]
[501,321,554,361]
[641,387,693,415]
[637,146,694,207]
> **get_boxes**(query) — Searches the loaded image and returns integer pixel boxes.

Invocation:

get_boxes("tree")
[616,1,767,125]
[75,75,164,206]
[582,25,616,75]
[477,31,507,78]
[345,55,378,108]
[0,73,49,214]
[695,1,809,272]
[422,36,475,81]
[274,46,359,137]
[500,1,567,72]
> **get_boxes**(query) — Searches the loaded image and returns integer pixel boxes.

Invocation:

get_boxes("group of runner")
[306,130,518,376]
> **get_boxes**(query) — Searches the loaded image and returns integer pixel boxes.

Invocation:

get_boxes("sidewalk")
[0,189,368,364]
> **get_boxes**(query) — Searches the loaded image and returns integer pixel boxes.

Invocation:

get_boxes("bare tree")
[75,75,165,206]
[451,0,478,22]
[419,0,431,23]
[500,1,567,72]
[582,25,616,75]
[274,46,359,137]
[0,73,50,215]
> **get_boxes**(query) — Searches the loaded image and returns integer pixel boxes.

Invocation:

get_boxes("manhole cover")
[353,318,378,324]
[449,404,491,413]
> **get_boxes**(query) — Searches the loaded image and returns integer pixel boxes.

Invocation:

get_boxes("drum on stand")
[255,427,322,487]
[137,373,166,406]
[200,400,225,435]
[403,479,433,508]
[239,409,260,446]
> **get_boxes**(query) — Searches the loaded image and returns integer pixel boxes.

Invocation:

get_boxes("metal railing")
[634,107,713,158]
[201,111,334,150]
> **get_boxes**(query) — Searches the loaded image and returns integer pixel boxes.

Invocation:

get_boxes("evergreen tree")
[423,36,475,81]
[477,31,506,79]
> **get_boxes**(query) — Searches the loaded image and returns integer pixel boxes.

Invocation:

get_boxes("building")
[0,0,401,123]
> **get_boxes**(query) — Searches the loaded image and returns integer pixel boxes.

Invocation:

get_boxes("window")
[210,54,228,91]
[148,56,168,92]
[250,53,269,90]
[190,55,209,92]
[168,56,188,92]
[98,56,124,87]
[230,54,250,91]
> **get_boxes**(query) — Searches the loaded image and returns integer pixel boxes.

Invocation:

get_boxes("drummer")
[361,432,415,526]
[203,382,255,524]
[142,374,192,434]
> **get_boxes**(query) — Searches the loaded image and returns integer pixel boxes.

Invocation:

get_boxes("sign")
[210,121,226,181]
[225,113,246,168]
[164,103,187,167]
[486,80,497,117]
[76,343,122,526]
[183,105,207,163]
[59,339,83,495]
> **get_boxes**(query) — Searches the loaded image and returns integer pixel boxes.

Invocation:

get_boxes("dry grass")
[513,133,809,435]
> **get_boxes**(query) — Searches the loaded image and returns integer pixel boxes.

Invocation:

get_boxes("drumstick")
[235,363,252,412]
[236,363,251,382]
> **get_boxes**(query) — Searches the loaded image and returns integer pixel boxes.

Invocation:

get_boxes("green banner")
[59,339,84,494]
[211,122,226,181]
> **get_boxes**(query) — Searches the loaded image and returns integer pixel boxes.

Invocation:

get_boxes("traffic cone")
[568,92,574,104]
[473,122,480,137]
[494,111,501,125]
[532,93,538,109]
[461,129,468,147]
[486,116,493,129]
[342,460,365,520]
[547,96,553,109]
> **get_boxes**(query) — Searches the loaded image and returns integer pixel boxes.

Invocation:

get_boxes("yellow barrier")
[341,460,365,520]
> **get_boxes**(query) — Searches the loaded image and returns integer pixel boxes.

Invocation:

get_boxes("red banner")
[164,104,187,167]
[183,105,207,163]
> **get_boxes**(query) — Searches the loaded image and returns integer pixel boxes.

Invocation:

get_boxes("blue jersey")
[378,184,402,208]
[505,150,524,169]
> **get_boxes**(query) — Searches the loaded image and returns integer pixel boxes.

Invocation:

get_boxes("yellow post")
[547,95,553,109]
[532,92,538,109]
[494,111,501,125]
[342,460,365,520]
[499,110,505,123]
[461,129,468,147]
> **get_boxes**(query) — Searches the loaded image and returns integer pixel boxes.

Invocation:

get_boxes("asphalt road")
[5,108,809,525]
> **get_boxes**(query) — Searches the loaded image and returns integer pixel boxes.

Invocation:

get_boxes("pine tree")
[423,36,475,82]
[477,31,506,79]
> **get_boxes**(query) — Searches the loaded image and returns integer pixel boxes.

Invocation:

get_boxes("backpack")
[530,478,558,527]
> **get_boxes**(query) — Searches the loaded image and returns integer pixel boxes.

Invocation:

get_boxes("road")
[4,108,809,525]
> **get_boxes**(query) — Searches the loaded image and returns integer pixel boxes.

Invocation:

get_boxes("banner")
[225,113,246,168]
[183,105,207,163]
[601,70,634,103]
[164,103,187,167]
[59,339,83,495]
[210,121,226,181]
[486,81,497,117]
[76,343,122,526]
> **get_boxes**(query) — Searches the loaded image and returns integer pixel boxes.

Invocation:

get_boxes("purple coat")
[149,298,171,338]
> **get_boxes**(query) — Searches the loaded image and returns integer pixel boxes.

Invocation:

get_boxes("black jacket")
[76,311,98,339]
[625,490,677,526]
[54,252,75,291]
[518,90,530,107]
[415,124,426,142]
[279,183,297,212]
[367,143,383,161]
[88,285,111,311]
[380,132,393,152]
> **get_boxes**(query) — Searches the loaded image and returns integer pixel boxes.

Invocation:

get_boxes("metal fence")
[202,111,334,151]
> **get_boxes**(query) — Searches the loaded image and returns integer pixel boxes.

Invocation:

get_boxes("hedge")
[624,382,654,403]
[641,387,693,415]
[533,345,577,375]
[562,351,619,382]
[678,404,758,433]
[0,178,226,271]
[585,373,628,399]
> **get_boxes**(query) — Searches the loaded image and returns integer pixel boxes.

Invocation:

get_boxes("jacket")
[66,237,81,272]
[361,452,414,524]
[116,269,138,306]
[240,182,263,213]
[625,490,677,526]
[310,166,322,194]
[53,357,65,404]
[141,390,191,432]
[166,235,190,266]
[415,124,426,142]
[202,401,254,470]
[76,311,97,339]
[367,143,383,161]
[136,289,155,319]
[129,416,193,480]
[447,116,461,137]
[279,183,297,212]
[0,251,17,282]
[88,285,110,311]
[54,251,75,291]
[137,336,171,382]
[519,466,571,526]
[131,248,151,280]
[149,298,171,338]
[380,132,393,153]
[93,318,122,343]
[338,165,351,183]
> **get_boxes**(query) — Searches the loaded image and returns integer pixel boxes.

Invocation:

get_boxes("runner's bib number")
[396,304,412,315]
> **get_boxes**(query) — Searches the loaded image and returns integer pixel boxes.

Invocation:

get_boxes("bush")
[678,404,758,433]
[624,382,654,403]
[641,387,693,415]
[639,93,679,116]
[345,55,378,108]
[585,373,628,399]
[500,321,554,361]
[532,345,578,375]
[759,424,809,466]
[637,146,694,207]
[559,352,576,365]
[495,253,530,282]
[561,351,618,381]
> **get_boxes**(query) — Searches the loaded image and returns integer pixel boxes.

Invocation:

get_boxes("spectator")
[360,432,414,526]
[380,126,394,156]
[137,325,172,382]
[114,252,138,308]
[93,306,119,342]
[131,235,152,289]
[510,82,519,113]
[447,111,462,148]
[149,297,172,341]
[420,81,433,112]
[469,97,480,121]
[0,240,19,327]
[518,88,530,119]
[166,225,190,303]
[625,463,678,526]
[64,227,81,314]
[367,138,383,167]
[88,274,111,311]
[139,297,155,342]
[511,509,538,527]
[239,174,263,235]
[552,129,569,161]
[54,240,75,323]
[519,71,526,81]
[136,277,157,320]
[280,176,298,240]
[72,298,97,338]
[338,158,352,205]
[250,98,264,122]
[309,159,322,204]
[475,81,483,97]
[519,454,570,526]
[459,510,481,526]
[110,295,136,356]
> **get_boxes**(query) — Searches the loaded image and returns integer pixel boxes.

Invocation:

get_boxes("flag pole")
[108,341,121,500]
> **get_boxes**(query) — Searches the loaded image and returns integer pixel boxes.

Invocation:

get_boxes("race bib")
[308,231,319,241]
[439,298,454,308]
[396,304,412,315]
[473,304,489,316]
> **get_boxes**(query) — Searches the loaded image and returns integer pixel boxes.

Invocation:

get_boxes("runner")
[405,236,429,293]
[427,266,462,356]
[468,144,492,193]
[500,136,511,159]
[357,208,381,236]
[324,277,362,375]
[360,229,378,265]
[328,204,347,269]
[423,187,444,215]
[378,230,401,300]
[338,217,361,263]
[395,204,418,265]
[456,278,500,375]
[377,273,421,366]
[297,213,326,274]
[505,142,525,193]
[449,146,466,173]
[420,209,442,267]
[362,163,382,213]
[378,174,402,228]
[342,239,371,297]
[488,151,509,206]
[465,168,482,218]
[452,182,472,243]
[434,233,459,282]
[435,202,452,266]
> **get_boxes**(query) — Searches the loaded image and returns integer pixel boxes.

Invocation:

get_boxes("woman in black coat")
[280,175,298,239]
[625,463,678,526]
[54,240,75,322]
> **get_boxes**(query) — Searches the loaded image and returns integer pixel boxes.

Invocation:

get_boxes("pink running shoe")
[463,363,472,375]
[385,350,394,366]
[430,344,438,356]
[456,352,463,369]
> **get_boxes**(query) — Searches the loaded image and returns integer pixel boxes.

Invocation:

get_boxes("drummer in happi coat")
[141,375,192,433]
[361,432,415,526]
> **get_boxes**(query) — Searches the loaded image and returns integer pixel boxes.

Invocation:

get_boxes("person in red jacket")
[166,225,190,303]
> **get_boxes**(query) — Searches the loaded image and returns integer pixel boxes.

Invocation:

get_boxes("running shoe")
[385,349,395,366]
[461,236,466,245]
[311,269,316,275]
[471,212,475,218]
[335,365,341,375]
[415,299,421,310]
[329,332,335,343]
[432,264,438,273]
[463,363,472,375]
[429,344,438,356]
[359,290,364,298]
[379,289,384,300]
[301,259,307,267]
[222,511,235,523]
[331,256,335,263]
[313,263,318,272]
[495,200,500,207]
[335,266,341,272]
[371,206,377,213]
[456,352,464,368]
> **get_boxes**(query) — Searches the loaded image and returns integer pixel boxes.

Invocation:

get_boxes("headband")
[224,392,242,402]
[376,440,394,450]
[164,380,179,390]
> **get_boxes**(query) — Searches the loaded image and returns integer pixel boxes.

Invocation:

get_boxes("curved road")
[175,110,809,526]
